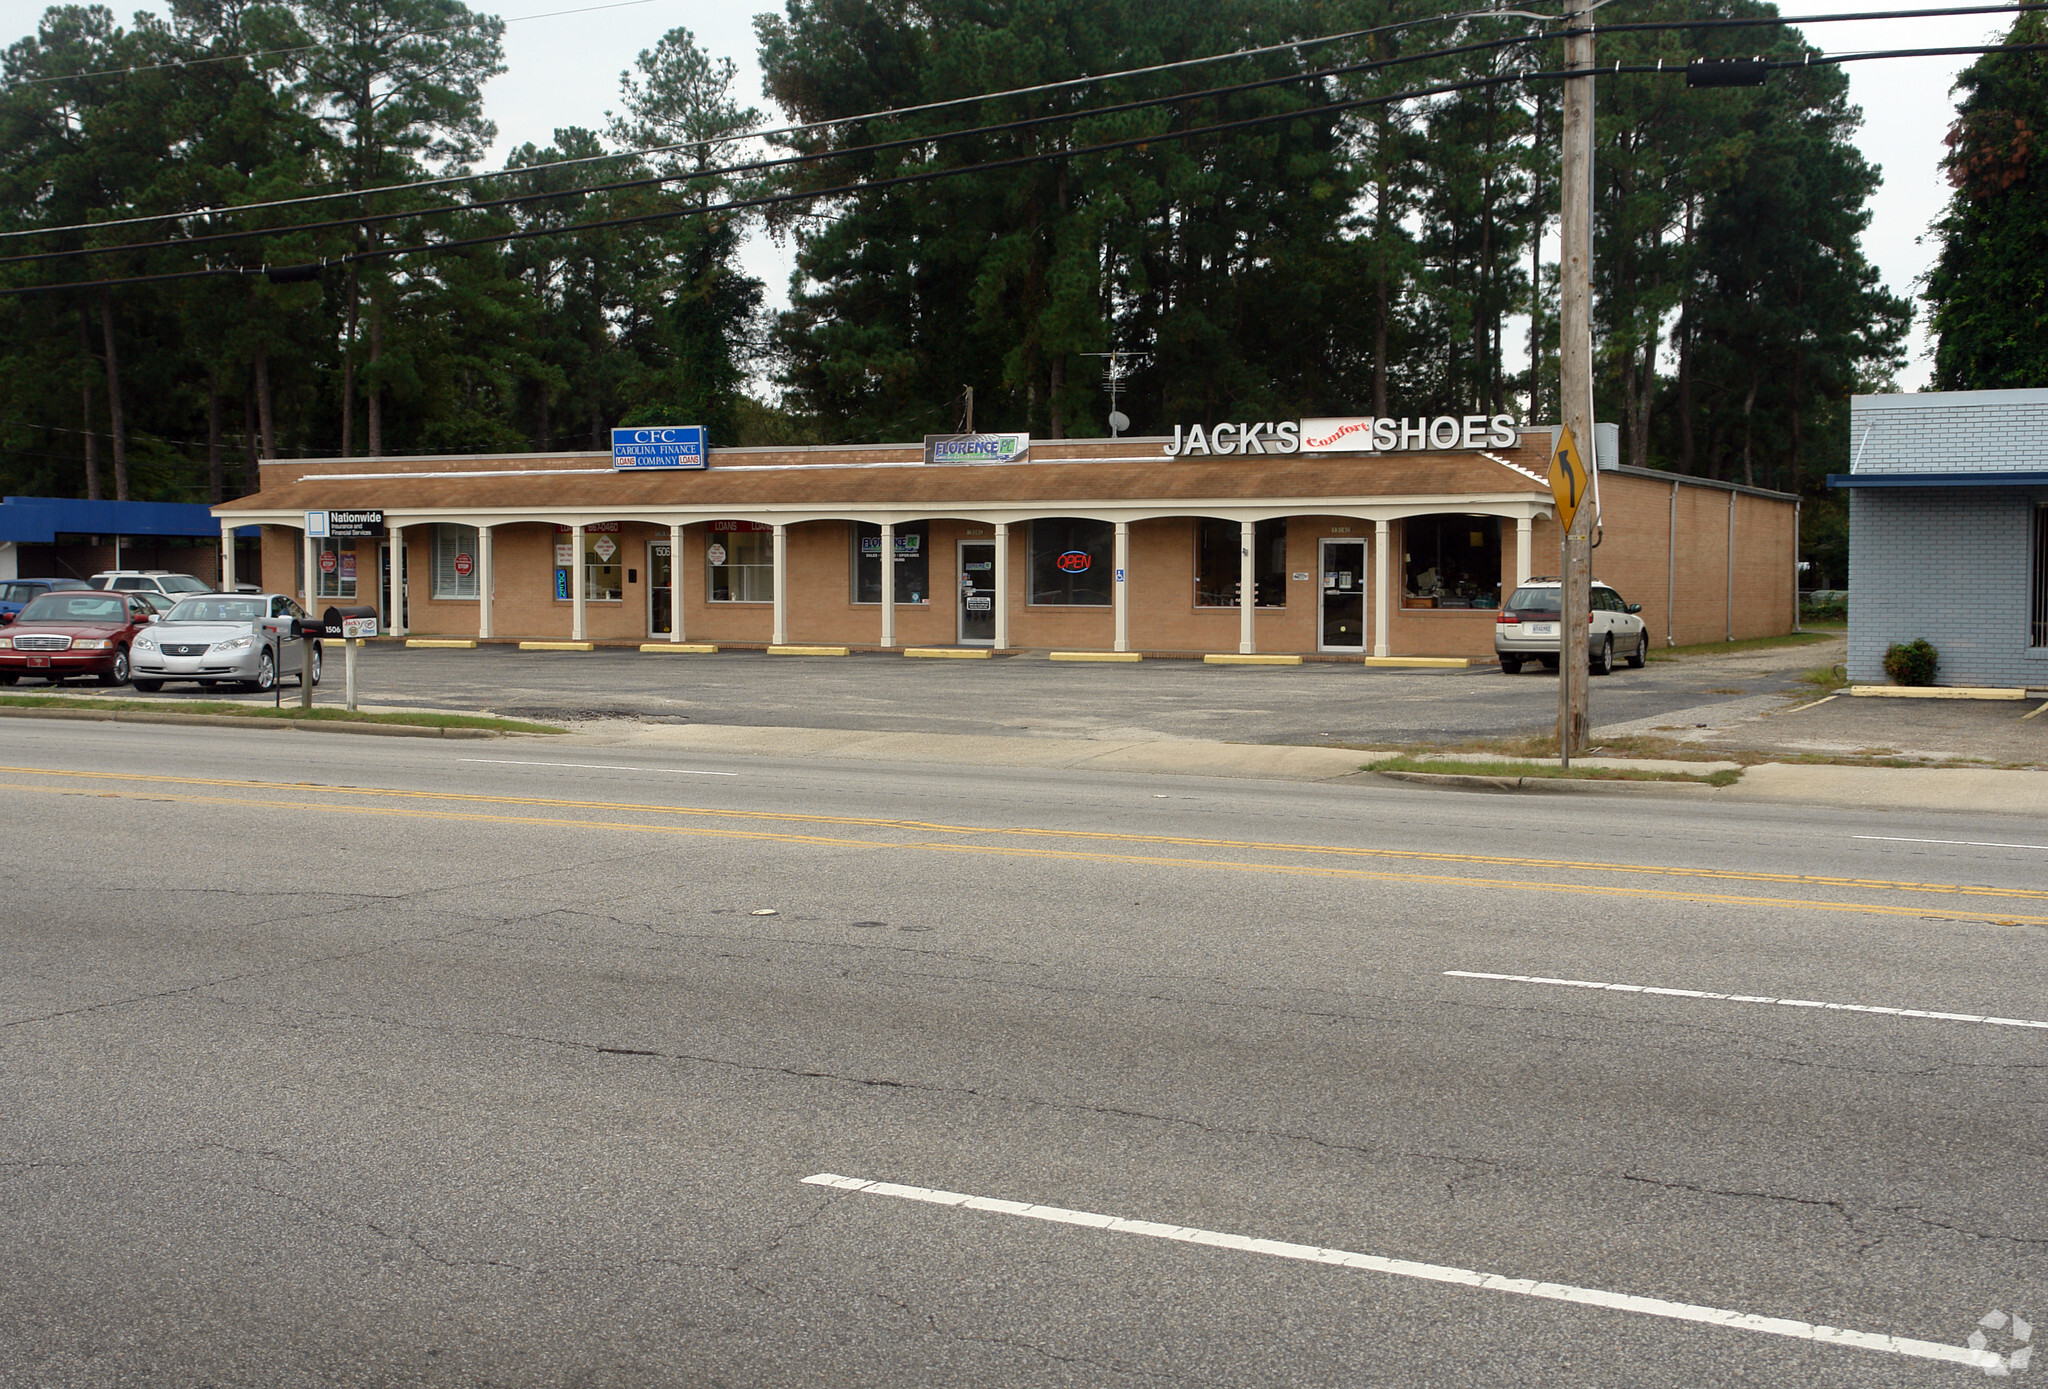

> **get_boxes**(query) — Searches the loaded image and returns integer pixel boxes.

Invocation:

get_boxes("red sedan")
[0,590,156,687]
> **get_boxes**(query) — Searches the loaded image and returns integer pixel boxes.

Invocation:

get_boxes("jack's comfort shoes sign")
[1164,415,1522,456]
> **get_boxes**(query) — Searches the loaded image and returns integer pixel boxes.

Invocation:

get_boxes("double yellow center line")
[3,763,2042,925]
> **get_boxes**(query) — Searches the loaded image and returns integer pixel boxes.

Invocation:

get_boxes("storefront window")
[708,521,773,602]
[314,538,357,599]
[1402,515,1502,609]
[1028,518,1112,606]
[853,522,930,603]
[1194,518,1287,608]
[432,524,478,599]
[553,524,622,602]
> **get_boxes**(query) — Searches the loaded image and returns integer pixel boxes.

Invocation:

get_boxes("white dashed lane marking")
[802,1174,2005,1372]
[458,758,738,776]
[1853,834,2048,852]
[1445,971,2048,1030]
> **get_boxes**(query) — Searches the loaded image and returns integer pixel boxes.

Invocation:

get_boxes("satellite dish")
[1107,410,1130,437]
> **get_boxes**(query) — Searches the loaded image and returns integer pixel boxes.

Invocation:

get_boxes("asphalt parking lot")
[22,635,1852,747]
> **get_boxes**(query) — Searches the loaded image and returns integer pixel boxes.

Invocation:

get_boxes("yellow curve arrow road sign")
[1550,426,1589,532]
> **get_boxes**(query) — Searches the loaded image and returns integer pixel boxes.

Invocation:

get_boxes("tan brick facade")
[236,438,1795,657]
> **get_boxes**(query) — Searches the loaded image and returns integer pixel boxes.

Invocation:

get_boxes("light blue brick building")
[1831,389,2048,689]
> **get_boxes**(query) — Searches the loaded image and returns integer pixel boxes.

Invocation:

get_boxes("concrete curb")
[0,706,505,738]
[1849,685,2028,700]
[1373,769,1714,795]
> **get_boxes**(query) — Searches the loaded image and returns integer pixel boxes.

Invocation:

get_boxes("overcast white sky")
[2,0,2012,388]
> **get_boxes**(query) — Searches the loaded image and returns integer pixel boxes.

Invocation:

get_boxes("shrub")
[1882,638,1939,686]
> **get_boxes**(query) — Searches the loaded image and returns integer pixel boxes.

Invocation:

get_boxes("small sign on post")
[1549,425,1589,533]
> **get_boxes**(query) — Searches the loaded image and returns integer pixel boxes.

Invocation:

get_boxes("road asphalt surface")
[2,719,2042,1386]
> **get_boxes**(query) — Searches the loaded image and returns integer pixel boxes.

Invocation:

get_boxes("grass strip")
[1372,754,1743,787]
[1649,630,1837,659]
[0,694,564,734]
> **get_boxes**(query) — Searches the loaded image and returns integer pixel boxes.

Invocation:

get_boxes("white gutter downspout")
[1792,499,1802,634]
[1667,480,1678,646]
[1726,491,1736,643]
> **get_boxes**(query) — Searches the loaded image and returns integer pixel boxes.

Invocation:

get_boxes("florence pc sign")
[612,426,707,470]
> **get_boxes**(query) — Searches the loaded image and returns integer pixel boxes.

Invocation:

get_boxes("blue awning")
[1828,471,2048,489]
[0,496,259,544]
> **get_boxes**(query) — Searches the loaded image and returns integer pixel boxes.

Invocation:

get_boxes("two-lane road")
[1,721,2040,1386]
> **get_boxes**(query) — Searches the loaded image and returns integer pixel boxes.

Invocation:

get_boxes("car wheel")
[132,679,163,693]
[307,646,321,688]
[1499,655,1522,674]
[98,648,129,687]
[1628,633,1649,669]
[247,649,276,693]
[1591,635,1614,676]
[0,673,15,686]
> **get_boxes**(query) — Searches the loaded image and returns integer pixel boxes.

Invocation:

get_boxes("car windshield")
[19,593,128,623]
[1505,587,1562,614]
[166,598,264,624]
[158,574,211,593]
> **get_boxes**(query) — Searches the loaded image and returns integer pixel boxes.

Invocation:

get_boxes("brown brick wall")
[251,475,1794,653]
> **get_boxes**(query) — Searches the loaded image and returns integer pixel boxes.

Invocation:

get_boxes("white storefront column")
[220,522,236,592]
[1372,519,1391,658]
[477,525,494,639]
[669,521,685,641]
[992,523,1009,651]
[879,522,896,648]
[301,527,316,609]
[1516,516,1533,587]
[1238,520,1256,654]
[570,523,586,641]
[771,523,788,646]
[1112,520,1130,653]
[386,525,406,636]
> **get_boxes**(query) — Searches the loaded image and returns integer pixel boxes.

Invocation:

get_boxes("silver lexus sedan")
[130,593,322,693]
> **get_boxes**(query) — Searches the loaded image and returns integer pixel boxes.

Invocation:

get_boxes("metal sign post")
[341,613,378,711]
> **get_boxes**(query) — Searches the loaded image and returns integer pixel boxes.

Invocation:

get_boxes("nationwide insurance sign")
[612,425,707,470]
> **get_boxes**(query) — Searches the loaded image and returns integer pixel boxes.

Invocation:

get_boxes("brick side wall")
[1848,487,2048,687]
[1851,391,2048,474]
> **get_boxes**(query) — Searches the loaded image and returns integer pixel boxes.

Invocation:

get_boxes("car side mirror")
[1626,603,1642,614]
[0,612,12,626]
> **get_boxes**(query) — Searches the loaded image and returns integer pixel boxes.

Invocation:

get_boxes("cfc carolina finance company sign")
[612,425,707,470]
[1164,414,1522,457]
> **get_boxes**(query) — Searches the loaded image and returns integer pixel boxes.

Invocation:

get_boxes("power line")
[0,0,653,89]
[0,5,1546,243]
[7,34,2046,299]
[0,25,1556,268]
[7,0,2034,251]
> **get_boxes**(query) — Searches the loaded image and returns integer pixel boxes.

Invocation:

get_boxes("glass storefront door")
[1320,539,1367,649]
[958,541,996,644]
[648,541,673,636]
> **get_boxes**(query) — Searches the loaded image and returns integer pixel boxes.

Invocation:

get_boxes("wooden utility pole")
[1557,0,1596,762]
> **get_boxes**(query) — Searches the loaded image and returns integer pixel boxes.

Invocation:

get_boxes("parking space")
[14,637,1846,747]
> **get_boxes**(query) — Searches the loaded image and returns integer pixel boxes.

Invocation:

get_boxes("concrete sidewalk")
[583,719,2048,813]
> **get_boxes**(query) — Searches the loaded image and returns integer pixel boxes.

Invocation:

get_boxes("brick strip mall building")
[211,426,1798,659]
